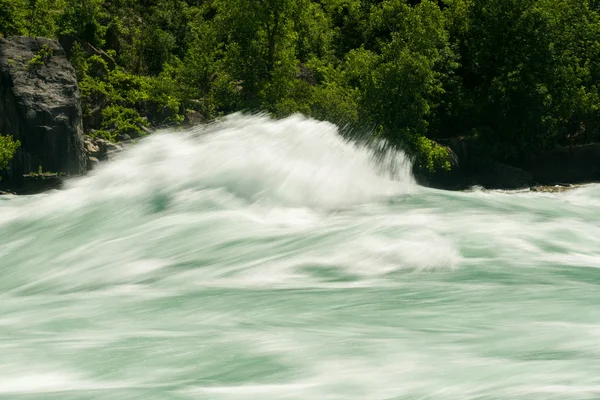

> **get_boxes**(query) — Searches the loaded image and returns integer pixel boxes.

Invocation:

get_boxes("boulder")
[94,138,123,155]
[82,135,125,168]
[0,36,87,184]
[183,110,206,127]
[87,156,100,170]
[84,135,100,156]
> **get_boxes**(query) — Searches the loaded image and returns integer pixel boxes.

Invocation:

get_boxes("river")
[1,114,600,399]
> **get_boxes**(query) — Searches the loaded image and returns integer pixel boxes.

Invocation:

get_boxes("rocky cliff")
[0,36,86,185]
[426,137,600,190]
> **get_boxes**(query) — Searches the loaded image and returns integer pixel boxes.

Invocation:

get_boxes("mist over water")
[2,113,600,399]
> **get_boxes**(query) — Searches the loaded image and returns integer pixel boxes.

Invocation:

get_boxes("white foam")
[62,113,414,211]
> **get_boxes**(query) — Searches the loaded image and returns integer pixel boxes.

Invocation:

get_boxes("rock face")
[425,137,534,190]
[527,144,600,185]
[472,160,534,189]
[0,36,87,184]
[426,137,600,190]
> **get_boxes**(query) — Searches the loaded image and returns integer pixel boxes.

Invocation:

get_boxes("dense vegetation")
[0,135,20,177]
[1,0,600,174]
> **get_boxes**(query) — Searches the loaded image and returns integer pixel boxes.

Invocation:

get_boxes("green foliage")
[7,0,600,172]
[73,46,184,141]
[27,0,64,37]
[308,62,360,126]
[411,135,452,173]
[0,135,20,175]
[339,0,456,169]
[0,0,27,36]
[57,0,106,47]
[458,0,600,161]
[140,0,190,74]
[211,0,303,109]
[95,105,149,141]
[0,0,61,37]
[27,44,53,69]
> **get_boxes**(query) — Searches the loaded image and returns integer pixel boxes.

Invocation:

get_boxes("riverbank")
[2,34,600,195]
[0,123,594,196]
[420,137,600,192]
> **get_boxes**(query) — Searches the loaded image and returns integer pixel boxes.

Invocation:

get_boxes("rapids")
[1,114,600,399]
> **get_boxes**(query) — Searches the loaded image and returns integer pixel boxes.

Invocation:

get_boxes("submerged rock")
[530,184,580,193]
[0,36,87,184]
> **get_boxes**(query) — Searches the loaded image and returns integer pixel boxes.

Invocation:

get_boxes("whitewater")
[1,113,600,399]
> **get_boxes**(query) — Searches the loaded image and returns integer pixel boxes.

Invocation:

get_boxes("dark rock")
[94,138,123,161]
[439,137,470,166]
[3,173,65,195]
[84,135,101,157]
[140,125,153,136]
[84,135,122,160]
[95,138,123,153]
[183,110,206,127]
[527,144,600,185]
[0,36,87,185]
[425,137,533,190]
[82,134,128,170]
[87,156,100,170]
[473,161,534,190]
[118,133,132,141]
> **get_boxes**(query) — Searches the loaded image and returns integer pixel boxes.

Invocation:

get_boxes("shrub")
[27,44,53,70]
[0,135,20,176]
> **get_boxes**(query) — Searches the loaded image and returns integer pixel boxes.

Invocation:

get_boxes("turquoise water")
[2,114,600,399]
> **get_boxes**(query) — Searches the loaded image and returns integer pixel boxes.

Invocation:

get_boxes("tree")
[211,0,309,110]
[0,0,27,36]
[342,0,455,170]
[462,0,600,161]
[57,0,106,47]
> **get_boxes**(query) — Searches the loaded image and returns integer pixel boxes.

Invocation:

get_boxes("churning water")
[2,114,600,399]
